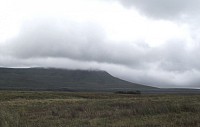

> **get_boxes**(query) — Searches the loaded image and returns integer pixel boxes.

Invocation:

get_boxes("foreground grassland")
[0,91,200,127]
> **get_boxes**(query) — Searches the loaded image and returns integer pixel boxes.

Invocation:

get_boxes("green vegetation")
[115,90,141,94]
[0,91,200,127]
[0,67,156,91]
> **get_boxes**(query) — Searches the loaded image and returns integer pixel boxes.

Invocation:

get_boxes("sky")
[0,0,200,88]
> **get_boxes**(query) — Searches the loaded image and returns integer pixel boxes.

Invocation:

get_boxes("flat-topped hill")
[0,67,156,91]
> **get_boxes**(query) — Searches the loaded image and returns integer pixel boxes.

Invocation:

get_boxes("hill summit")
[0,67,156,91]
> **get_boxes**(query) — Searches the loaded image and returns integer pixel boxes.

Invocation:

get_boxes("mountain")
[0,67,156,91]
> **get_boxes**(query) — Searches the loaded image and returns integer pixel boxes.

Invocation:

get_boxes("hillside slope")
[0,67,156,91]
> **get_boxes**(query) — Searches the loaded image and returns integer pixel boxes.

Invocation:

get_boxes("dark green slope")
[0,67,156,91]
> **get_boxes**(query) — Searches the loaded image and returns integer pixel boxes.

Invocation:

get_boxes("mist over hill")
[0,67,156,91]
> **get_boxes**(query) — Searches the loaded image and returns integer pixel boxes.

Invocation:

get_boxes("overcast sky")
[1,0,200,88]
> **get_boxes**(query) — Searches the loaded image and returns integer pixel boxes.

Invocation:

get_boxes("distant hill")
[0,67,156,91]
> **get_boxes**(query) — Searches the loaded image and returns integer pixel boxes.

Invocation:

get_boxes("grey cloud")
[3,19,152,68]
[156,40,190,72]
[2,18,200,88]
[118,0,200,19]
[158,40,200,73]
[0,56,101,70]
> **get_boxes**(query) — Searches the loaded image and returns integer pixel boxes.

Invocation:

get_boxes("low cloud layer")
[1,18,200,88]
[2,19,153,67]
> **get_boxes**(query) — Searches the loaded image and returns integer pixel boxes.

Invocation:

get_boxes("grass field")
[0,91,200,127]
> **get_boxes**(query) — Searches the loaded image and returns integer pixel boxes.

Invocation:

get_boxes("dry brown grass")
[0,91,200,127]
